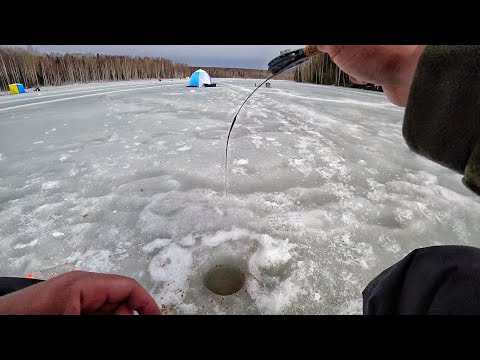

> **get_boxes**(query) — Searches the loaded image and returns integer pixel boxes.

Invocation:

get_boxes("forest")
[190,66,293,80]
[0,46,380,92]
[0,46,190,91]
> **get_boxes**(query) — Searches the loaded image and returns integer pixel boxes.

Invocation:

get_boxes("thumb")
[316,45,344,58]
[349,75,368,85]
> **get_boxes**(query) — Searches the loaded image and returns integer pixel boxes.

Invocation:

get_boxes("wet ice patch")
[232,167,247,175]
[107,133,119,142]
[338,299,363,315]
[41,181,60,190]
[234,159,249,165]
[202,227,252,247]
[330,232,376,270]
[72,249,115,273]
[14,239,39,249]
[149,244,193,288]
[179,234,196,247]
[251,134,263,148]
[250,235,295,270]
[248,273,306,314]
[378,235,401,254]
[59,154,70,162]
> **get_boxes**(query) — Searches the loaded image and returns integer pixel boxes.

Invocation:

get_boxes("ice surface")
[1,78,480,314]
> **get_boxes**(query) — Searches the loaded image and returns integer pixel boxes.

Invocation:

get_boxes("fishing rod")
[0,261,75,296]
[224,45,320,197]
[0,277,43,296]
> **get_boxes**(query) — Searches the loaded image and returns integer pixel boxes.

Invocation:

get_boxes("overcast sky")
[24,45,305,69]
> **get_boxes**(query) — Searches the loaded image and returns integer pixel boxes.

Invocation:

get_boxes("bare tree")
[0,47,191,91]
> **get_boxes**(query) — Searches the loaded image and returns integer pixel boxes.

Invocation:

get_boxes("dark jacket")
[364,45,480,314]
[403,45,480,195]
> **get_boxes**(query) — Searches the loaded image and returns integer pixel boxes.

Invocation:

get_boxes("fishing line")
[224,45,320,198]
[224,73,276,197]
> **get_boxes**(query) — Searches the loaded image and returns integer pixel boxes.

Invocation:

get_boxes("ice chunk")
[142,238,172,253]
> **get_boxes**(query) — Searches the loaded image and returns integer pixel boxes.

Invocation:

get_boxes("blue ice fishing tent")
[187,69,216,87]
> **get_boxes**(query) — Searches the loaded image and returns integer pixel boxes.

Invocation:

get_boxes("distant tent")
[187,69,216,87]
[9,83,25,94]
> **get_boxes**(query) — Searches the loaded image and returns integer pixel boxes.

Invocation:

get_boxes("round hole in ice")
[204,265,245,296]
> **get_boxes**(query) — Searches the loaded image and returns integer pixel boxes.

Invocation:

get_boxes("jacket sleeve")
[403,45,480,195]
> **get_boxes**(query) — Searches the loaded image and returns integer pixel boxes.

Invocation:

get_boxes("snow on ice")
[1,79,479,314]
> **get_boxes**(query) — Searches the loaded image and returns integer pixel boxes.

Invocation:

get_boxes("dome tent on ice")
[187,69,216,87]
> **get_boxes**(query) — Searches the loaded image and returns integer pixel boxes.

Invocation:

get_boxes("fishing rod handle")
[304,45,320,57]
[0,277,44,296]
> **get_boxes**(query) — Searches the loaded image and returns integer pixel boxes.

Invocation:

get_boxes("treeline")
[191,66,294,80]
[294,53,383,92]
[0,46,191,91]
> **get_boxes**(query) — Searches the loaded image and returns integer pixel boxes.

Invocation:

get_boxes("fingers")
[57,271,161,315]
[114,303,134,315]
[124,280,161,315]
[98,302,124,314]
[75,272,161,315]
[0,270,162,315]
[316,45,333,53]
[349,75,368,85]
[83,303,132,315]
[316,45,344,60]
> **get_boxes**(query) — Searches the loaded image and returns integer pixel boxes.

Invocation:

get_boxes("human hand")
[316,45,426,106]
[0,271,161,315]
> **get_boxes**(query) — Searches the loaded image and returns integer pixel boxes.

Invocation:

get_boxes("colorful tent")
[9,83,25,94]
[187,69,215,87]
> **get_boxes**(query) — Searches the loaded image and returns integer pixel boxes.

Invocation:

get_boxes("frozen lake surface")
[1,78,479,314]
